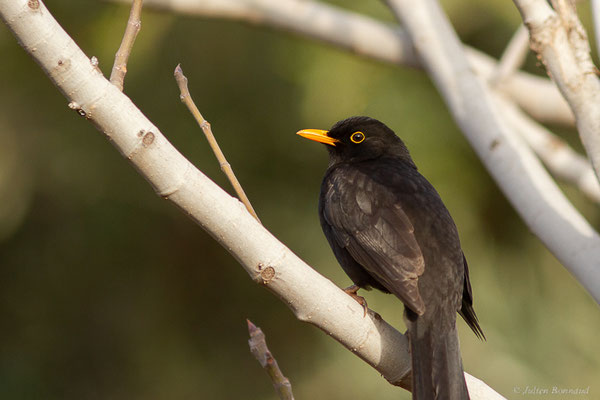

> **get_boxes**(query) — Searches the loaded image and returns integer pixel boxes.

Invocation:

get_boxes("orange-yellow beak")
[296,129,339,146]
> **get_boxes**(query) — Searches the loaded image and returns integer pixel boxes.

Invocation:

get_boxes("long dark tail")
[459,255,485,340]
[407,310,469,400]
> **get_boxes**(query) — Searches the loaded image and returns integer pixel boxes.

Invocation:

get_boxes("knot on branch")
[68,102,88,118]
[257,263,276,284]
[142,131,155,147]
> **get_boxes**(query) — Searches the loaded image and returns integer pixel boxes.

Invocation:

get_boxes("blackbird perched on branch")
[297,116,483,400]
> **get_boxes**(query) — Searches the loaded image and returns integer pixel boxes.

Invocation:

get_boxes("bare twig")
[107,0,575,127]
[490,24,530,86]
[247,320,294,400]
[110,0,143,91]
[514,0,600,180]
[174,64,260,222]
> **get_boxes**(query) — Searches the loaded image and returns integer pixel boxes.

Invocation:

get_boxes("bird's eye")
[350,131,365,144]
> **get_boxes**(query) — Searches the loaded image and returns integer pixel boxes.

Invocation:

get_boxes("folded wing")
[322,167,426,315]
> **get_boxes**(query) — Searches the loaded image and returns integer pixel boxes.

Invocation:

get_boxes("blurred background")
[1,0,599,398]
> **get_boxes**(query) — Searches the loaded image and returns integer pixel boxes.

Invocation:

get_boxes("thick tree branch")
[592,0,600,59]
[514,0,600,179]
[108,0,575,127]
[383,0,600,304]
[489,24,599,201]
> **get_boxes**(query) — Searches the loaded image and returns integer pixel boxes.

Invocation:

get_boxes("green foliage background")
[0,1,599,398]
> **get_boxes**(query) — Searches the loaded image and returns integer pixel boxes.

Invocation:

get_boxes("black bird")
[297,117,483,400]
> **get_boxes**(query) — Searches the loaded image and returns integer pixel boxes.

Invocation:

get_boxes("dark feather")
[459,255,485,340]
[320,164,426,315]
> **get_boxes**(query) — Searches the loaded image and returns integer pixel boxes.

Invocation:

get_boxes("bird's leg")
[343,285,368,317]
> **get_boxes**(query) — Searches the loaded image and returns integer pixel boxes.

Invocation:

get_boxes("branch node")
[142,131,155,147]
[68,101,87,118]
[260,266,276,284]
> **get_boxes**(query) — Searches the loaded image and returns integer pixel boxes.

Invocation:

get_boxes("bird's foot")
[343,285,368,317]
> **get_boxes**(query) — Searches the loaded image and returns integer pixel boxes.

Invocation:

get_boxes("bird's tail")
[407,310,469,400]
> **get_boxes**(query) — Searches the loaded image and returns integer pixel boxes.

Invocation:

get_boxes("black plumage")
[297,116,483,400]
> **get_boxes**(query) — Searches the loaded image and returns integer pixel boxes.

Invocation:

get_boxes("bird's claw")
[343,285,368,317]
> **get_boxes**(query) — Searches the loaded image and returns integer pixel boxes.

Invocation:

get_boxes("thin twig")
[110,0,143,91]
[490,24,530,86]
[247,320,294,400]
[174,64,260,222]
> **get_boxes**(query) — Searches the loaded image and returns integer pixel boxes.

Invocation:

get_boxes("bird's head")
[297,116,414,166]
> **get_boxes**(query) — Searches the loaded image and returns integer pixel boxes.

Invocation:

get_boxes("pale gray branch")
[514,0,600,180]
[496,95,600,203]
[489,24,598,200]
[107,0,575,127]
[496,95,600,202]
[591,0,600,59]
[384,0,600,304]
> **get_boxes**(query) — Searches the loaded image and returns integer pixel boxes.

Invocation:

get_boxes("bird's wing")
[322,167,426,314]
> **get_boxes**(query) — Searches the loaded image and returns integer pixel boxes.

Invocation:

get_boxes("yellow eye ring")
[350,131,365,144]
